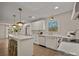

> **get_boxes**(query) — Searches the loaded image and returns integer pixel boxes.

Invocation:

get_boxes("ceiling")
[0,2,74,24]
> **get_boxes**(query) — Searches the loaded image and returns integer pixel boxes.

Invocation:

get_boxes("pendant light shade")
[17,8,24,26]
[17,21,24,26]
[48,16,54,20]
[12,24,17,28]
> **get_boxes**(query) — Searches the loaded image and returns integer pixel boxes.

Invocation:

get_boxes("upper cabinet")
[31,20,45,30]
[71,2,79,20]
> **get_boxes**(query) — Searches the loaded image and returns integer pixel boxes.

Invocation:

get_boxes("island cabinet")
[8,34,33,56]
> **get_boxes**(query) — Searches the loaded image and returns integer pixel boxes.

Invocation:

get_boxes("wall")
[45,11,79,36]
[0,24,9,39]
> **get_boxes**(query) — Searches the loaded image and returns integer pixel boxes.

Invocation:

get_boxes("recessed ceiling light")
[31,16,35,18]
[54,6,59,10]
[28,16,35,19]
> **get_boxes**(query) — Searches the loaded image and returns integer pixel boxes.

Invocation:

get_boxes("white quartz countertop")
[39,34,70,38]
[9,34,33,40]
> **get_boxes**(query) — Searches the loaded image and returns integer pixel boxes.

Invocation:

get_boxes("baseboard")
[39,44,46,48]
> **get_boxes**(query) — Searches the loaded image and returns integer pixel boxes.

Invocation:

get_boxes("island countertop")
[8,34,33,41]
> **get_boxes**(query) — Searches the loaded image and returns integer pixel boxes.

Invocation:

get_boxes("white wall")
[45,11,79,36]
[0,24,5,38]
[0,24,9,39]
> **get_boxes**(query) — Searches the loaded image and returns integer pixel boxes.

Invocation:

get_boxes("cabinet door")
[31,22,39,30]
[8,39,17,56]
[31,20,45,30]
[39,37,46,46]
[46,36,59,49]
[33,35,39,44]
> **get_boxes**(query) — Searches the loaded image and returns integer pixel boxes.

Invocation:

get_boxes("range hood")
[71,2,79,20]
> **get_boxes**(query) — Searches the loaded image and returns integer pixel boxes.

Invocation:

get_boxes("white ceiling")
[0,2,74,23]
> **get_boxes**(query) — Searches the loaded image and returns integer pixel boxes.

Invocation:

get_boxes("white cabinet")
[39,36,46,46]
[31,20,45,30]
[33,35,39,44]
[8,39,33,56]
[46,36,59,50]
[8,34,33,56]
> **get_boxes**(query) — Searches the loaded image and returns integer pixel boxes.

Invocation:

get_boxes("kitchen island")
[8,34,33,56]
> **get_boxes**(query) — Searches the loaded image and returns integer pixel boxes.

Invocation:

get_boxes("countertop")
[8,34,33,41]
[39,34,70,38]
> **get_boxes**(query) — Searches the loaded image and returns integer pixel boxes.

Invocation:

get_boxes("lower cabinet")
[8,39,17,56]
[34,36,60,50]
[33,35,39,44]
[46,36,59,50]
[8,39,33,56]
[39,36,46,46]
[34,35,61,50]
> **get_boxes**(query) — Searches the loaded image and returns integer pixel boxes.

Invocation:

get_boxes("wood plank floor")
[33,44,63,56]
[0,39,63,56]
[0,39,8,56]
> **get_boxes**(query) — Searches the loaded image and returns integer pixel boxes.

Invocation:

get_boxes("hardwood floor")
[0,39,8,56]
[0,39,63,56]
[33,44,63,56]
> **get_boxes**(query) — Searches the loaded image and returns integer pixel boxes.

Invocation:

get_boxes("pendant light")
[12,15,17,28]
[17,8,24,26]
[48,16,54,20]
